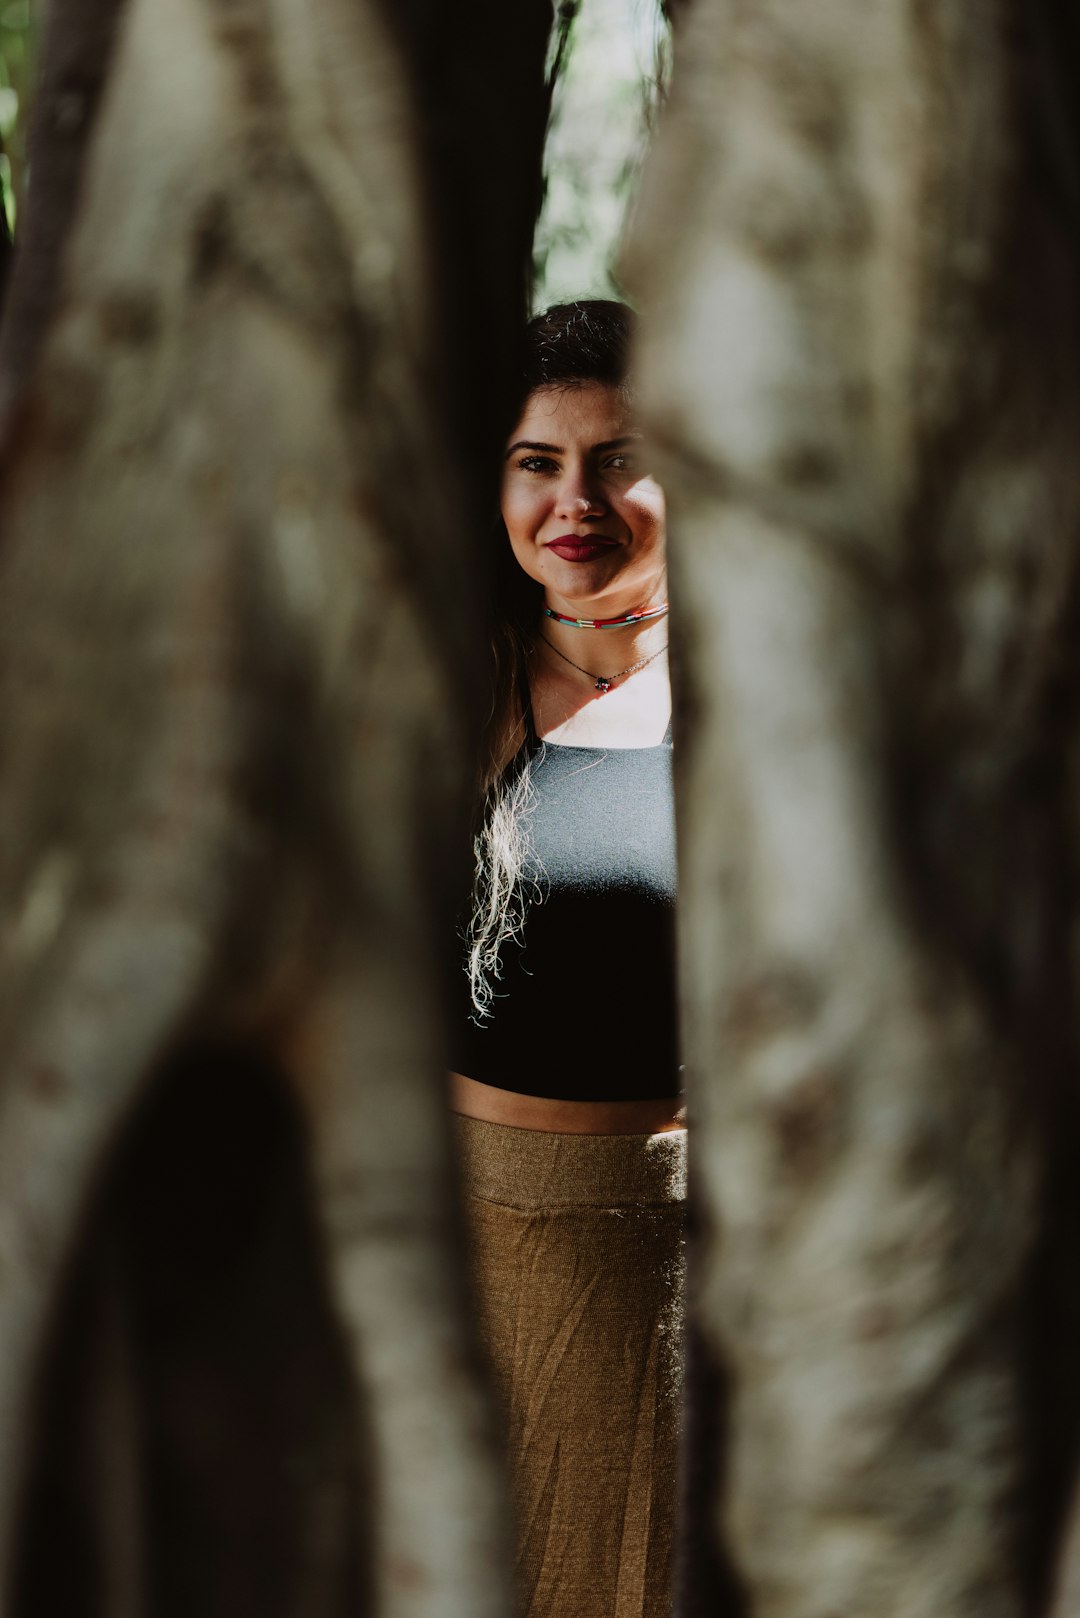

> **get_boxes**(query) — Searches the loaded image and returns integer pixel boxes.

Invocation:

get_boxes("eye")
[517,454,559,474]
[604,451,640,474]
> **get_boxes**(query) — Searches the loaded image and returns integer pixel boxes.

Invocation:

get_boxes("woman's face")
[501,382,666,617]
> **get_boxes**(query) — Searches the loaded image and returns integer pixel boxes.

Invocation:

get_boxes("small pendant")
[595,677,612,693]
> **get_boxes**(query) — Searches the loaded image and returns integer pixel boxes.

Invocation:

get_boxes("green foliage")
[0,0,33,235]
[533,0,669,311]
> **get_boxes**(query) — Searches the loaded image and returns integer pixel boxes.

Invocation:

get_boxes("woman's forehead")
[510,382,631,445]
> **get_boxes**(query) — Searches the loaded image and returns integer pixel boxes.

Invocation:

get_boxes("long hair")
[465,299,636,1017]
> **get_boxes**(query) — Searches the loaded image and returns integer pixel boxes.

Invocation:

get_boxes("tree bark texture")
[0,0,552,1613]
[626,2,1080,1615]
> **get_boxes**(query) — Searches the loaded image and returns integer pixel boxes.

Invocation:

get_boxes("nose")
[555,469,607,521]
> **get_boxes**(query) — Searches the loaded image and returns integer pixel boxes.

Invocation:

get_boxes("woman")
[450,301,684,1618]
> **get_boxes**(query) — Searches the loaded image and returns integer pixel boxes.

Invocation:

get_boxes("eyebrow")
[504,434,641,460]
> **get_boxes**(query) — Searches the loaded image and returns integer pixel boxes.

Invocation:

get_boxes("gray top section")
[451,726,680,1102]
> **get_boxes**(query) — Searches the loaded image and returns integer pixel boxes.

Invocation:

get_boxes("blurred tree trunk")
[0,0,552,1614]
[626,1,1080,1615]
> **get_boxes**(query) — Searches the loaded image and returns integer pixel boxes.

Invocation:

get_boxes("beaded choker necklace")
[542,602,669,630]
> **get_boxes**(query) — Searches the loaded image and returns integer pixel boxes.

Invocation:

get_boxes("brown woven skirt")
[454,1116,687,1618]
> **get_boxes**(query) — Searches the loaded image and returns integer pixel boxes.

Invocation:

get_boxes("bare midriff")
[449,1072,685,1135]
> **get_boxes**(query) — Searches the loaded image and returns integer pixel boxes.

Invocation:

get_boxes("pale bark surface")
[627,1,1080,1614]
[0,0,552,1610]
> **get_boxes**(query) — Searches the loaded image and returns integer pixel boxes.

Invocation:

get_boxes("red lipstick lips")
[545,535,618,563]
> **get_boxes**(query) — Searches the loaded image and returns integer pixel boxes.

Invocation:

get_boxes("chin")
[556,580,619,603]
[567,583,660,620]
[545,562,628,600]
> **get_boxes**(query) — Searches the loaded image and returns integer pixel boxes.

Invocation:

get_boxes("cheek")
[507,530,541,580]
[500,481,546,546]
[625,490,666,550]
[501,494,548,583]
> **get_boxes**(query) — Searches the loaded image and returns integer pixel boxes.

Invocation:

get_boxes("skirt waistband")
[452,1114,687,1210]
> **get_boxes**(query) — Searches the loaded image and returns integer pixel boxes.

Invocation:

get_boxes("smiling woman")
[452,301,679,1104]
[448,301,685,1618]
[501,383,670,716]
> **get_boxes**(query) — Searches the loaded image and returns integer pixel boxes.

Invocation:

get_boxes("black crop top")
[449,724,680,1101]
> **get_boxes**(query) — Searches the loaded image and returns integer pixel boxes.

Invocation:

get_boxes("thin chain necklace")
[540,633,669,694]
[543,602,669,630]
